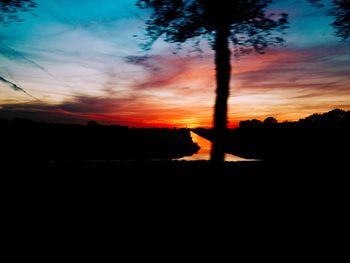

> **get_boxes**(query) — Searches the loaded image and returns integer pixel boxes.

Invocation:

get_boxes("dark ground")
[0,119,199,161]
[3,159,348,250]
[195,108,350,161]
[1,114,349,209]
[4,159,348,195]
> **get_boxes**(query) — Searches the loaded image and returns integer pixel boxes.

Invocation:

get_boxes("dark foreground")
[0,119,199,161]
[3,159,348,243]
[196,108,350,161]
[2,116,348,206]
[4,159,348,196]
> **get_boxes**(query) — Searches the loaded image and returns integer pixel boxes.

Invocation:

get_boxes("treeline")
[0,119,199,161]
[238,109,350,129]
[195,109,350,161]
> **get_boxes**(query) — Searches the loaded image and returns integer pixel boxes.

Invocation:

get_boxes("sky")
[0,0,349,128]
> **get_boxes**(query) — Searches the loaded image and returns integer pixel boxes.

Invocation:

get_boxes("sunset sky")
[0,0,349,127]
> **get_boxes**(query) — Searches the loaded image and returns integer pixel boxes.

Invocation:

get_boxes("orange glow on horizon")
[1,48,350,128]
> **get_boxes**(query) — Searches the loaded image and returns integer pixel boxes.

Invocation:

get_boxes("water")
[179,131,250,161]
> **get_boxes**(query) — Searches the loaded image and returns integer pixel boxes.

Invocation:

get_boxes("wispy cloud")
[0,87,214,128]
[0,75,40,101]
[125,53,215,92]
[233,44,350,94]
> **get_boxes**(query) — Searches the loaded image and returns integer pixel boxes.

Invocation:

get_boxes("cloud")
[125,53,215,93]
[0,75,23,92]
[0,96,135,125]
[0,93,212,127]
[233,44,350,94]
[123,43,350,115]
[0,75,40,100]
[58,94,137,113]
[125,55,159,72]
[2,42,349,128]
[222,44,350,121]
[0,45,46,71]
[1,0,350,129]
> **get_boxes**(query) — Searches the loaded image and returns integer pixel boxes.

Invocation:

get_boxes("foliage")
[332,0,350,39]
[0,0,37,24]
[308,0,350,40]
[137,0,288,54]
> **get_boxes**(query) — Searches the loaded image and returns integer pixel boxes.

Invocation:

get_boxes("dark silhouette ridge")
[137,0,288,162]
[0,119,199,161]
[195,108,350,161]
[2,109,348,167]
[2,114,349,206]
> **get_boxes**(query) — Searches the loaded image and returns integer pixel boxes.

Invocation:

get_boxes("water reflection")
[179,131,249,161]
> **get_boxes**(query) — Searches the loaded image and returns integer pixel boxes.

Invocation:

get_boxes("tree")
[308,0,350,40]
[263,117,278,125]
[331,0,350,40]
[137,0,288,162]
[0,0,36,24]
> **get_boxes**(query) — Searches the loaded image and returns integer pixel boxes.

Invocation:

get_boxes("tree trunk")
[210,23,231,162]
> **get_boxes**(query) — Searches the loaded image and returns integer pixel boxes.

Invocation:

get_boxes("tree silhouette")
[263,116,278,125]
[0,0,36,24]
[137,0,288,162]
[331,0,350,40]
[308,0,350,40]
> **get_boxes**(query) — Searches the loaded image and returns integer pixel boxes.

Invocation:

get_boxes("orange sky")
[1,47,350,128]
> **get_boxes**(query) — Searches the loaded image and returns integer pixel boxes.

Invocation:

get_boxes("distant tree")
[87,121,101,127]
[322,108,347,124]
[308,0,350,40]
[137,0,288,162]
[0,0,37,24]
[300,109,347,126]
[239,119,263,129]
[263,116,278,125]
[301,113,322,124]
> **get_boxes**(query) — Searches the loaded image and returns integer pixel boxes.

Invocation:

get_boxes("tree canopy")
[0,0,37,24]
[332,0,350,39]
[308,0,350,40]
[137,0,288,54]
